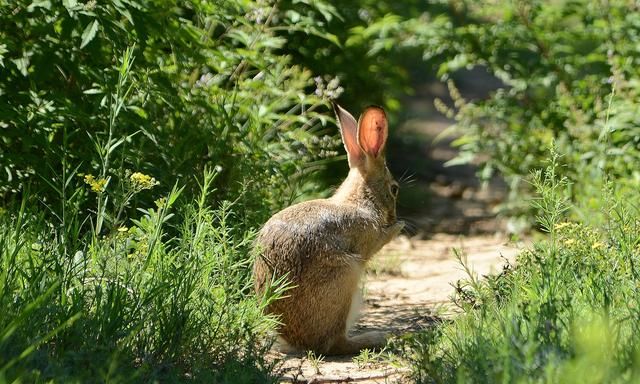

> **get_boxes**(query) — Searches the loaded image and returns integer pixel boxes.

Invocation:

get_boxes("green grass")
[400,157,640,383]
[0,169,285,383]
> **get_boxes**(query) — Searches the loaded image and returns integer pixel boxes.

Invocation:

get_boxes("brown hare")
[253,103,403,355]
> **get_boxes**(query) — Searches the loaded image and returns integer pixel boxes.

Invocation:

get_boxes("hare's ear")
[333,102,365,168]
[358,106,388,159]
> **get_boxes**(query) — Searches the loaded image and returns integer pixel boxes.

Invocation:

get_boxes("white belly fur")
[346,266,364,334]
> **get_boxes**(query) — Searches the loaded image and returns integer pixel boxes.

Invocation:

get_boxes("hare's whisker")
[398,170,416,185]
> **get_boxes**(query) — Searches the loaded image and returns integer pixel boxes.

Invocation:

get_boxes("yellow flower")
[563,239,576,246]
[83,174,107,193]
[130,172,158,190]
[554,222,572,230]
[117,226,129,232]
[154,197,167,208]
[591,241,605,250]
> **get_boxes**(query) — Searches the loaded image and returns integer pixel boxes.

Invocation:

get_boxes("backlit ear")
[357,106,388,159]
[333,102,364,168]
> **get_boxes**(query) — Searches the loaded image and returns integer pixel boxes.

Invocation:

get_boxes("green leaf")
[128,105,148,119]
[11,56,29,77]
[80,19,100,49]
[83,88,102,94]
[0,44,8,68]
[27,0,51,11]
[62,0,77,10]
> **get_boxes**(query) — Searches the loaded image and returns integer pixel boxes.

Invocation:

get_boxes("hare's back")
[256,200,371,268]
[260,199,368,240]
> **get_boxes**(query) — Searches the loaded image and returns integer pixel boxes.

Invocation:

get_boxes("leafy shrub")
[0,0,336,227]
[276,0,442,113]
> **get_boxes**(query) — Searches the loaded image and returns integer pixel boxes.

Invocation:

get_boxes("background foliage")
[394,0,640,219]
[369,1,640,381]
[0,0,337,222]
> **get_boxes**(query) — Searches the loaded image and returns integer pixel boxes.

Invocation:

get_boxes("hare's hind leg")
[324,271,388,355]
[275,264,360,353]
[327,331,387,355]
[276,261,387,355]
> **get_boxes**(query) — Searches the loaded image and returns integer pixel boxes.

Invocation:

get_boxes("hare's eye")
[390,183,399,197]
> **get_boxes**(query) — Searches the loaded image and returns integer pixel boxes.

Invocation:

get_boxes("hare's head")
[332,103,399,224]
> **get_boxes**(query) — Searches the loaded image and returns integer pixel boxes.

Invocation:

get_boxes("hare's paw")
[393,220,405,232]
[386,221,405,238]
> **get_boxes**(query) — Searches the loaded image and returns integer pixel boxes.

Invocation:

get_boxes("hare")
[253,103,403,355]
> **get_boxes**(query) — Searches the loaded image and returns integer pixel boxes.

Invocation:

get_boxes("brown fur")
[253,104,403,355]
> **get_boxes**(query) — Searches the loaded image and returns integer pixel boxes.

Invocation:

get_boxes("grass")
[0,24,314,380]
[399,156,640,383]
[0,168,285,383]
[352,347,397,370]
[306,351,325,375]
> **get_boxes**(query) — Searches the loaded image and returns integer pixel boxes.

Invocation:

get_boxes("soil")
[274,72,525,383]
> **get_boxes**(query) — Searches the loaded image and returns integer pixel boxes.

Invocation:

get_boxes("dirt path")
[275,73,519,383]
